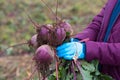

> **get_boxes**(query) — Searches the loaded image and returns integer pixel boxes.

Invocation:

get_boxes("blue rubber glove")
[70,38,80,42]
[56,39,85,60]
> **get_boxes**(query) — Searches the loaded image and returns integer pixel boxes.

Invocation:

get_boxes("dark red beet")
[59,21,73,34]
[37,24,53,47]
[32,21,73,47]
[33,45,54,78]
[56,27,66,44]
[36,24,67,47]
[28,34,37,48]
[52,27,66,46]
[33,45,54,65]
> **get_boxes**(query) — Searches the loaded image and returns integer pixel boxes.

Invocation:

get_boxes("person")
[56,0,120,79]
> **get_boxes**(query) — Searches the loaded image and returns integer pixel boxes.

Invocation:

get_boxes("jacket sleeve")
[85,41,120,66]
[74,3,107,41]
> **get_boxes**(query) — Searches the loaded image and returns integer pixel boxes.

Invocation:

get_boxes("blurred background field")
[0,0,106,80]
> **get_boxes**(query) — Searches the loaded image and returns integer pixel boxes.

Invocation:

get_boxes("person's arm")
[85,41,120,66]
[74,3,107,41]
[57,39,120,66]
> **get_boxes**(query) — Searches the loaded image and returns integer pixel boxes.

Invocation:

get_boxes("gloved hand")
[56,38,85,60]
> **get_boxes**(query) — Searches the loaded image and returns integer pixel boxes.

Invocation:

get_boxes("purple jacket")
[75,0,120,79]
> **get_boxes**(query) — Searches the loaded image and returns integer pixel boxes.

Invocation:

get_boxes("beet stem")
[27,14,40,29]
[38,70,41,80]
[79,38,89,42]
[0,42,28,56]
[56,62,59,80]
[42,76,46,80]
[72,61,77,80]
[56,0,59,24]
[52,48,59,80]
[74,60,85,80]
[40,0,61,21]
[26,66,37,80]
[4,42,28,52]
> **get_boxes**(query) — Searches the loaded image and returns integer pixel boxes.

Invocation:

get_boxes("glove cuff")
[77,42,86,59]
[82,43,86,59]
[70,38,80,42]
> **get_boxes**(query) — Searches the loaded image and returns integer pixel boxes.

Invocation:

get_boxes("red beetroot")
[51,27,66,46]
[30,20,72,47]
[36,24,67,47]
[59,21,73,35]
[56,27,66,43]
[33,45,54,65]
[28,34,37,48]
[33,45,54,78]
[37,24,53,47]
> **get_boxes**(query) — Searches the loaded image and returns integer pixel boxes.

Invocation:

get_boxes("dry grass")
[0,55,34,80]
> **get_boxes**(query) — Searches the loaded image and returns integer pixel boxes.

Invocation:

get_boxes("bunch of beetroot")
[27,18,113,80]
[28,19,73,80]
[29,21,72,47]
